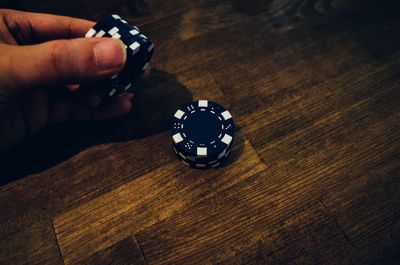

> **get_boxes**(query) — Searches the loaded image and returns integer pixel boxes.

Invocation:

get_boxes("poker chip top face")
[171,100,235,158]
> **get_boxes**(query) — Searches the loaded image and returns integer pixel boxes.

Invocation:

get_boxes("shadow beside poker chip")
[0,69,192,185]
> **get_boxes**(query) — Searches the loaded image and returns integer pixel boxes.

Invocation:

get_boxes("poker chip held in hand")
[171,100,235,169]
[85,14,154,97]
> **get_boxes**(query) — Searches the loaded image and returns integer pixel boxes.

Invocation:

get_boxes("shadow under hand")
[341,0,400,62]
[98,69,193,141]
[229,0,273,16]
[0,69,192,185]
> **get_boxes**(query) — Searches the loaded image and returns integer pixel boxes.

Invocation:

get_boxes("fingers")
[72,64,151,107]
[87,89,104,107]
[20,91,49,134]
[1,9,94,42]
[0,108,26,151]
[48,96,132,124]
[1,37,126,91]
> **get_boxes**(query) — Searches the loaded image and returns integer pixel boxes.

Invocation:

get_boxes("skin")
[0,9,151,151]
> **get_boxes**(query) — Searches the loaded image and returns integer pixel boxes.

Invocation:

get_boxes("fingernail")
[67,84,80,91]
[94,39,126,71]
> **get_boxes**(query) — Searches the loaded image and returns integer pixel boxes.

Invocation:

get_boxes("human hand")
[0,9,150,151]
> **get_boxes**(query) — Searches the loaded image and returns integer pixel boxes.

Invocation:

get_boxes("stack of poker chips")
[171,100,235,169]
[85,14,154,97]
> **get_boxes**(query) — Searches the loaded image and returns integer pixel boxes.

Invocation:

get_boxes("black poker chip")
[173,146,225,169]
[85,14,154,97]
[171,100,235,169]
[174,140,233,164]
[86,14,122,37]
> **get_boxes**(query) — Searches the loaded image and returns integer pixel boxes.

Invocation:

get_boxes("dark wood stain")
[0,0,399,264]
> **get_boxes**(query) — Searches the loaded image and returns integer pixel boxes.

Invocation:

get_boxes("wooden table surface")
[1,0,400,264]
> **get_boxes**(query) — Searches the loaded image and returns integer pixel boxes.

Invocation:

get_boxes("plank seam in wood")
[50,219,66,265]
[319,199,354,247]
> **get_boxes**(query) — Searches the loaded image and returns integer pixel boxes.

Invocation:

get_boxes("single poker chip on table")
[171,100,235,168]
[85,14,154,97]
[173,145,232,169]
[175,140,233,164]
[173,146,226,169]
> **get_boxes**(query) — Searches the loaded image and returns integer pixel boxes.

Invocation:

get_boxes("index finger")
[2,9,95,42]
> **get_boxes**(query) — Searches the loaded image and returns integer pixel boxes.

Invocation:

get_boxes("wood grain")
[53,132,265,264]
[1,0,399,264]
[136,181,354,264]
[0,219,63,265]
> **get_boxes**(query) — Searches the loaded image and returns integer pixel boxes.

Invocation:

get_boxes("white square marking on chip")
[173,133,184,144]
[108,27,119,35]
[198,100,208,107]
[129,29,139,36]
[129,42,140,55]
[221,134,233,145]
[112,14,121,19]
[108,88,117,96]
[148,43,155,52]
[85,28,96,38]
[197,147,207,156]
[112,33,121,39]
[95,30,106,37]
[124,83,132,91]
[221,110,232,120]
[142,63,150,70]
[139,34,148,39]
[196,164,206,168]
[174,110,185,119]
[111,74,118,79]
[121,19,128,24]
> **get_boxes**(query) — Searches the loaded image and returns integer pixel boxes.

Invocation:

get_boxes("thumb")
[2,38,126,90]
